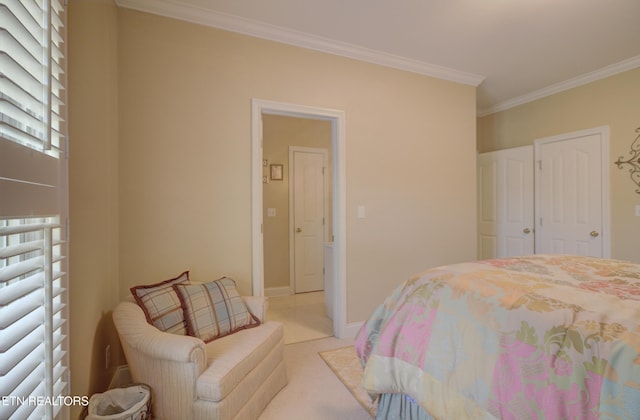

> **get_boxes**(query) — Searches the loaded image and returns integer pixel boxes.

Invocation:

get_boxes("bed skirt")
[375,394,433,420]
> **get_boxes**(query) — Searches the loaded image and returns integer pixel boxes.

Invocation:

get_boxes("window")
[0,1,69,419]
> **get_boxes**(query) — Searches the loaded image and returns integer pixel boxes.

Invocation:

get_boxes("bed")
[354,254,640,419]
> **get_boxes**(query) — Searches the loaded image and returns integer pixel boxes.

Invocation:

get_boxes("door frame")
[289,146,330,294]
[251,98,348,338]
[533,126,611,258]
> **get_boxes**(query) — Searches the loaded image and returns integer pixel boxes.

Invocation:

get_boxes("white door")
[535,129,609,257]
[478,146,534,259]
[291,148,327,293]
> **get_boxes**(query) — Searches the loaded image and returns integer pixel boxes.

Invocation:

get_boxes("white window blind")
[0,1,69,419]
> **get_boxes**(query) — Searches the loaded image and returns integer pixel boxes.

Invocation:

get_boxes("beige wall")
[116,9,477,322]
[67,0,121,417]
[478,68,640,263]
[64,2,477,404]
[262,115,332,291]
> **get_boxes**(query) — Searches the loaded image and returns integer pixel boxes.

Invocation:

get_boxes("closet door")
[535,128,609,257]
[478,146,534,259]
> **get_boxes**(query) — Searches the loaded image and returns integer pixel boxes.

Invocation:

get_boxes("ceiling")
[118,0,640,116]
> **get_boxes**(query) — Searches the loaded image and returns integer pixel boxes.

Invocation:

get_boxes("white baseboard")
[343,321,364,340]
[265,286,291,297]
[109,365,131,389]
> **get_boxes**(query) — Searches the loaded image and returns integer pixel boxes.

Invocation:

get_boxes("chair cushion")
[174,277,260,343]
[130,271,190,335]
[196,321,284,402]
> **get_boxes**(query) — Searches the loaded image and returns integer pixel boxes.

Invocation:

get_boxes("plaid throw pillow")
[174,277,260,343]
[130,271,190,335]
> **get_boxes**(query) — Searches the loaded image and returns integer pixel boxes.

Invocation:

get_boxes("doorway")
[261,119,330,297]
[251,99,347,339]
[261,118,332,343]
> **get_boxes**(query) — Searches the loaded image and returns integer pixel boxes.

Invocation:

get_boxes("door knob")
[296,228,302,233]
[590,231,599,237]
[523,228,531,234]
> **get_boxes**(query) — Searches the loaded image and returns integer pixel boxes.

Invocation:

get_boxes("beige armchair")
[113,296,287,419]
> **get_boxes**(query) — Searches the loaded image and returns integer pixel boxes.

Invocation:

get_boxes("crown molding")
[478,55,640,117]
[115,0,485,87]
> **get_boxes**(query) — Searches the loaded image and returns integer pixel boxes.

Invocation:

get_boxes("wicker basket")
[86,383,152,420]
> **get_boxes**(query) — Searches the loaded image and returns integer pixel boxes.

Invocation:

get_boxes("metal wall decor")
[614,126,640,194]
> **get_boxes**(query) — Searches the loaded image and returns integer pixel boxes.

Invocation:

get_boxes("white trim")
[345,322,364,340]
[251,99,348,339]
[479,56,640,117]
[115,0,484,87]
[251,101,265,297]
[288,146,329,294]
[533,126,611,258]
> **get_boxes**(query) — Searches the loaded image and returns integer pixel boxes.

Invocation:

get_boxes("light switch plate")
[267,208,276,217]
[635,205,640,217]
[357,205,366,219]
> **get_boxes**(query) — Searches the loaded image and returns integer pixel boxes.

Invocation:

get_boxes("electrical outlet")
[105,345,111,370]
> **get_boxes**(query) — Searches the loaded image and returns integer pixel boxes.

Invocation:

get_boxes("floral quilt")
[355,255,640,419]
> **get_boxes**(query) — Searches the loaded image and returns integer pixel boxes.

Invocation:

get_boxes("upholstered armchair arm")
[242,295,268,322]
[113,301,206,363]
[113,301,206,419]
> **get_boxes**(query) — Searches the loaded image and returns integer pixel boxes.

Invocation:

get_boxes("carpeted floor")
[267,292,333,344]
[319,346,377,417]
[258,337,372,420]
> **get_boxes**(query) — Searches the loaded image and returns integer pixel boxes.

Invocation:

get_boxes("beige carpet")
[258,337,371,420]
[319,346,377,418]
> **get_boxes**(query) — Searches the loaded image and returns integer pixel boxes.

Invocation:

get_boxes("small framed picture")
[270,164,283,181]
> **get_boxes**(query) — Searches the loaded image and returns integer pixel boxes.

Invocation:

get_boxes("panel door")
[293,150,326,293]
[536,133,604,257]
[478,146,534,259]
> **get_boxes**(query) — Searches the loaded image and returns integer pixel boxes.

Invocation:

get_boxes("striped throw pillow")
[130,271,190,335]
[174,277,260,343]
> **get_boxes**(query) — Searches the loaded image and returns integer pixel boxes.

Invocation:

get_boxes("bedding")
[355,255,640,419]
